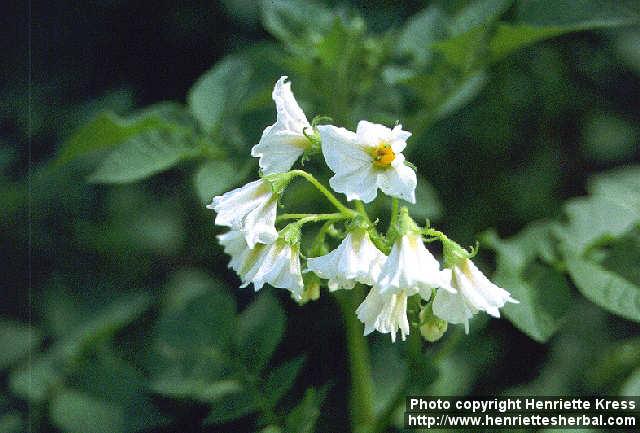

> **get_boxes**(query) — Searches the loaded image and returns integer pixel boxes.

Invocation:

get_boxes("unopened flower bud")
[419,304,448,342]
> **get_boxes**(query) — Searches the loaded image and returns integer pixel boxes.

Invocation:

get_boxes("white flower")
[306,229,386,291]
[356,287,410,342]
[317,120,417,203]
[432,258,518,333]
[217,230,250,273]
[376,232,452,298]
[207,179,278,248]
[219,232,303,299]
[251,76,311,175]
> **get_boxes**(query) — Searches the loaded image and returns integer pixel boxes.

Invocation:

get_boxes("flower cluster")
[208,76,517,342]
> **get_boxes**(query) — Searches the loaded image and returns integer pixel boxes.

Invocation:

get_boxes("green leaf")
[490,0,640,61]
[450,0,513,36]
[155,289,236,357]
[621,368,640,396]
[588,165,640,211]
[54,352,168,433]
[483,222,571,342]
[566,255,640,322]
[234,292,286,373]
[150,377,242,403]
[515,0,640,27]
[407,176,443,221]
[187,56,251,134]
[0,319,41,370]
[489,24,568,61]
[498,262,572,342]
[433,71,488,120]
[56,103,191,164]
[9,356,64,403]
[50,390,124,433]
[557,195,639,254]
[194,159,253,204]
[204,391,257,424]
[284,387,326,433]
[260,0,333,50]
[56,293,152,360]
[88,128,194,183]
[263,356,305,407]
[150,285,237,391]
[0,413,22,433]
[397,6,449,66]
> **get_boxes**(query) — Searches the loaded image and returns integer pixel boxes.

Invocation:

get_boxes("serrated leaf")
[0,319,41,370]
[566,255,640,322]
[194,159,252,204]
[188,56,251,134]
[88,128,193,184]
[204,391,257,424]
[234,292,285,373]
[263,356,305,407]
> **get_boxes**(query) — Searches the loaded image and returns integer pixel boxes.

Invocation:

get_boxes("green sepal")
[263,171,298,195]
[278,223,302,246]
[442,238,476,268]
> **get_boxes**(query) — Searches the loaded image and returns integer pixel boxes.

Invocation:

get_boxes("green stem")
[335,288,375,433]
[290,170,356,216]
[296,213,351,226]
[389,198,399,231]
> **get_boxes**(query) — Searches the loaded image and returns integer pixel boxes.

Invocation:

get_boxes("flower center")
[371,142,395,168]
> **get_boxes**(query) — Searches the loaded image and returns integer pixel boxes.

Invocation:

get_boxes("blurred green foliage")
[3,0,640,432]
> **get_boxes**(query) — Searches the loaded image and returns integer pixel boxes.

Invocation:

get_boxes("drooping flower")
[240,240,304,300]
[306,229,386,291]
[251,76,311,175]
[432,258,518,333]
[217,230,251,273]
[376,231,453,298]
[317,120,417,203]
[356,287,410,342]
[208,179,278,248]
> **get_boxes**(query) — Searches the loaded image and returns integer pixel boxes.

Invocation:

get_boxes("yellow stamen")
[371,142,395,168]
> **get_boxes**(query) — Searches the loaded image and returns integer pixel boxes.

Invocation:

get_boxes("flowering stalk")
[207,75,519,431]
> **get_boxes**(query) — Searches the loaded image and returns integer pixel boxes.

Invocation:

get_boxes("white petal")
[356,288,409,342]
[209,179,278,248]
[307,230,385,290]
[390,124,411,153]
[251,130,307,175]
[377,158,417,204]
[377,233,444,295]
[329,165,379,203]
[318,125,370,171]
[432,288,474,332]
[217,230,249,272]
[272,76,309,131]
[356,120,393,149]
